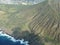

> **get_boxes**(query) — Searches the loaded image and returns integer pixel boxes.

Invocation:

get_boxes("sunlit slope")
[29,0,60,42]
[0,0,60,43]
[0,4,37,31]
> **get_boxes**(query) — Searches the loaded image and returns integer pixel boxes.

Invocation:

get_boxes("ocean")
[0,31,29,45]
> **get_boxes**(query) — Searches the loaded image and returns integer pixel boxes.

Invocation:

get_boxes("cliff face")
[29,0,60,42]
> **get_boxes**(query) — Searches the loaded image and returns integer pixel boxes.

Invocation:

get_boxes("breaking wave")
[0,31,29,45]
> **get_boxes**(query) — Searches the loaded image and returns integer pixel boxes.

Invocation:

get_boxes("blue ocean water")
[0,31,29,45]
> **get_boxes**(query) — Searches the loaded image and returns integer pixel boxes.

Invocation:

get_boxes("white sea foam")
[0,31,29,45]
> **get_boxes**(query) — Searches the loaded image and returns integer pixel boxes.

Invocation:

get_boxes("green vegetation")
[0,4,34,30]
[0,0,60,45]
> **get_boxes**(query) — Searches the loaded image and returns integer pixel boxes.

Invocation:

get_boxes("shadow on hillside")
[12,27,44,45]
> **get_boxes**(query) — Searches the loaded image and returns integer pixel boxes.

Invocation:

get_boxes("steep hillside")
[29,0,60,43]
[0,0,60,45]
